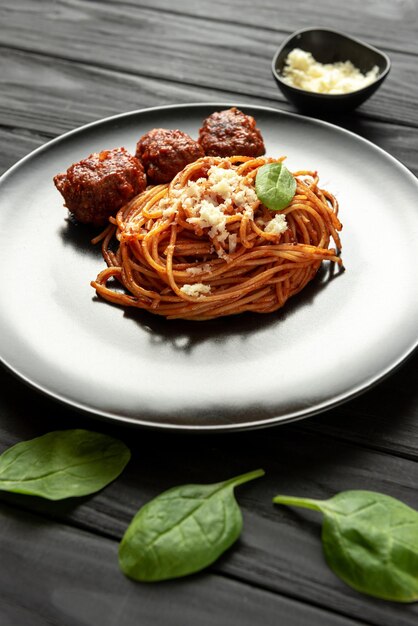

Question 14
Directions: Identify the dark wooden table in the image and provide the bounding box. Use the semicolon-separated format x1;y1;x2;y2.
1;2;418;624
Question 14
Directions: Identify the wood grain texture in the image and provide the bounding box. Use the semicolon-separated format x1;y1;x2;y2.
1;1;418;624
0;504;376;626
0;1;417;129
0;47;270;136
1;452;417;626
1;48;418;178
100;0;418;54
1;0;418;56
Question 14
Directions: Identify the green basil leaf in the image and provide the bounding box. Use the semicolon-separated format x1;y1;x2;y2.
273;490;418;603
255;162;296;211
119;468;264;582
0;429;131;500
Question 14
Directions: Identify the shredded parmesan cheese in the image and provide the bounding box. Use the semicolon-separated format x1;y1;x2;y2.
281;48;379;95
265;213;288;236
161;163;260;259
180;283;211;298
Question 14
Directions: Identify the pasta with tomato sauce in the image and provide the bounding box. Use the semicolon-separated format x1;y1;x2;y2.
91;155;342;320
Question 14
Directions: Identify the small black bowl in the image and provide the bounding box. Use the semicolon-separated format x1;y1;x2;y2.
272;28;391;114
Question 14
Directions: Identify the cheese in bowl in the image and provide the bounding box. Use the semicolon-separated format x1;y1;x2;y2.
281;48;379;95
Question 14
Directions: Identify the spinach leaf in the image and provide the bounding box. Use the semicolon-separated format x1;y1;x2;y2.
119;468;264;582
273;490;418;602
0;429;131;500
255;162;296;211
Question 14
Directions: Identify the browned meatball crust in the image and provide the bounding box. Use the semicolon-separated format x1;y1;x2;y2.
54;147;146;226
135;128;204;184
198;107;265;157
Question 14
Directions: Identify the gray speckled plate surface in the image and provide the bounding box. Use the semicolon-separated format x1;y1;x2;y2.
1;103;417;430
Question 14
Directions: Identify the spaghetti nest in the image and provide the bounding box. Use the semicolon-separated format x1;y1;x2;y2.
91;156;342;320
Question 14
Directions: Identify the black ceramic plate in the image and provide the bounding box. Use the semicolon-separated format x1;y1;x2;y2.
1;103;417;431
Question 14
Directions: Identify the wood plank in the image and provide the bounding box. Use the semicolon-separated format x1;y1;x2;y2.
1;0;418;57
0;47;280;137
0;3;417;128
98;0;418;55
0;503;371;626
1;49;418;178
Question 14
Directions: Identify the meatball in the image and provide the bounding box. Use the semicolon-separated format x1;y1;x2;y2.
135;128;204;184
198;107;265;157
53;147;146;226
